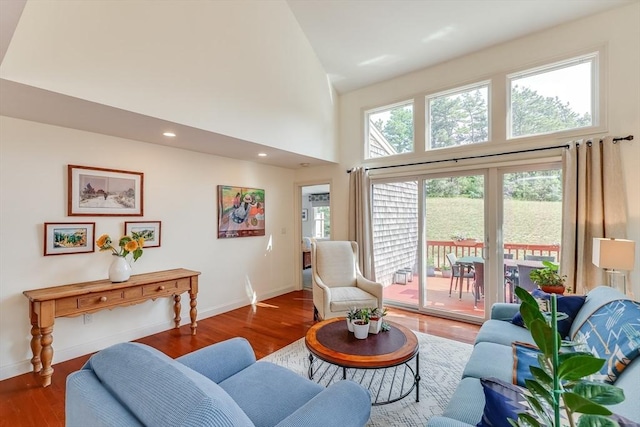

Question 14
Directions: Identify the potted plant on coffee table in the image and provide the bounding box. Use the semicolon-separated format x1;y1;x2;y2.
529;261;567;294
368;307;387;334
351;308;370;339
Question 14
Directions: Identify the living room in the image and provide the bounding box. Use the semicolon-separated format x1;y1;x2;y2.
1;1;639;425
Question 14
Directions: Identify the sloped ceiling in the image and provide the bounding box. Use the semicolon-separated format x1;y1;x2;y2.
1;0;634;168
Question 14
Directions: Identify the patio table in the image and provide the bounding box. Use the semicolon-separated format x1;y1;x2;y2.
455;257;544;302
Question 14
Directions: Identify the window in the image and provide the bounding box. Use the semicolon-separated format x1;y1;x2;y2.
508;53;596;138
427;83;489;150
366;101;414;159
313;207;330;239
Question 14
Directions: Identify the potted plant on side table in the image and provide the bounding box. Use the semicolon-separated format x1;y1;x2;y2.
529;260;567;294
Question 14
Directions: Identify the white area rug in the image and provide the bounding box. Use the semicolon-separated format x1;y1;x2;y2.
261;331;473;426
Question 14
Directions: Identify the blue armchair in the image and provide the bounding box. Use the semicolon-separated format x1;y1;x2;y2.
66;337;371;427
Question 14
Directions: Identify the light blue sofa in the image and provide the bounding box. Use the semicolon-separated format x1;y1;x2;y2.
66;337;371;427
427;286;640;426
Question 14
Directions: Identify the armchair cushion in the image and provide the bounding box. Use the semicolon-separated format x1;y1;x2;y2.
219;361;323;427
329;287;378;312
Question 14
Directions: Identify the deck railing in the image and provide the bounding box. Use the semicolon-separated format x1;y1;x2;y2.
427;240;560;269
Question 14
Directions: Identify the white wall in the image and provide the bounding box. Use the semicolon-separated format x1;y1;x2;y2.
296;3;640;294
0;116;297;380
0;0;338;162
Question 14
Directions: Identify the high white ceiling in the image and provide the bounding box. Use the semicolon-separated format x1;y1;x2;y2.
1;0;635;168
286;0;634;94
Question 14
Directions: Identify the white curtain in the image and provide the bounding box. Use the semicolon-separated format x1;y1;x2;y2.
560;137;628;294
348;167;374;278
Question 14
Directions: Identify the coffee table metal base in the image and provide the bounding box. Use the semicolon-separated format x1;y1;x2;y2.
307;352;420;406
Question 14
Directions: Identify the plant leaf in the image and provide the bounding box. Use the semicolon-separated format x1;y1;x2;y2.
576;414;621;427
516;412;543;427
529;318;556;356
571;381;625;405
530;366;553;387
563;392;613;415
520;301;546;328
523;393;552;426
524;379;554;407
558;356;605;381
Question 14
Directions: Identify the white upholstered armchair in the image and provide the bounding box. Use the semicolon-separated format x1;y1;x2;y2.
311;240;383;321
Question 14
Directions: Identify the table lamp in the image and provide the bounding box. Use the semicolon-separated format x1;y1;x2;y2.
592;238;636;295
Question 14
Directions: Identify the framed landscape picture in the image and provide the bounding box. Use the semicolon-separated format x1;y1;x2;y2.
217;185;265;238
44;222;95;256
125;221;161;248
68;165;144;216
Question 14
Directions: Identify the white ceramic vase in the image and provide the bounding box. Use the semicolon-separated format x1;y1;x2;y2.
109;256;132;283
352;321;369;339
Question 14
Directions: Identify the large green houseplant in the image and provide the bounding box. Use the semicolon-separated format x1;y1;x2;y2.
510;286;625;427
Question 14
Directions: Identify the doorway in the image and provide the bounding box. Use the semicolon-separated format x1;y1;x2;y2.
300;184;331;289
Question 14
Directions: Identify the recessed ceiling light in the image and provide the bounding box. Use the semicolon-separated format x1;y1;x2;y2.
258;153;267;157
163;132;176;137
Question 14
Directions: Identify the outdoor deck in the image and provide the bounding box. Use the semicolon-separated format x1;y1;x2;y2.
384;273;486;318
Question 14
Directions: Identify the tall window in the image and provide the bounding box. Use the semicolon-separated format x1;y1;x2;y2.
427;82;489;150
366;101;414;159
313;207;330;239
508;53;596;138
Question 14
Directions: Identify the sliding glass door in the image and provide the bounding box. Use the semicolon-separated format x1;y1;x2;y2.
371;160;562;322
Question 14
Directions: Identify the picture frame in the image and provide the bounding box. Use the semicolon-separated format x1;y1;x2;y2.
68;165;144;216
44;222;95;256
124;221;161;248
217;185;265;238
302;208;308;221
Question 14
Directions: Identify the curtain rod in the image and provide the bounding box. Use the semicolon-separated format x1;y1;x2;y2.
346;135;634;173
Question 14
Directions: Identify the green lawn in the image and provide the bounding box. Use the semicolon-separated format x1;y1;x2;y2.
425;197;562;245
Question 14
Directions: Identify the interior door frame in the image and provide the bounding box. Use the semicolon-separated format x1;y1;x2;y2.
294;179;332;291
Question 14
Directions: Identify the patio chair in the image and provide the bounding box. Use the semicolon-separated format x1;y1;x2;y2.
446;253;474;300
516;264;541;301
472;261;484;308
311;240;383;321
524;255;555;262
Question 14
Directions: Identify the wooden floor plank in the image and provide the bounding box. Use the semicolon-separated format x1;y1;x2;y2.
0;290;479;426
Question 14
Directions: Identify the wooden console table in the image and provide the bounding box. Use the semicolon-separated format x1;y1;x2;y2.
23;268;200;387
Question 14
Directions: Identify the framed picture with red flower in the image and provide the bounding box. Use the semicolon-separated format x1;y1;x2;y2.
124;221;161;248
44;222;95;256
68;165;144;216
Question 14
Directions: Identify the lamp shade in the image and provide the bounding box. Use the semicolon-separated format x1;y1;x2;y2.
592;238;636;270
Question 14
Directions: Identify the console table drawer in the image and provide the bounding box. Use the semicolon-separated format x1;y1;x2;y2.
56;290;124;315
142;278;190;297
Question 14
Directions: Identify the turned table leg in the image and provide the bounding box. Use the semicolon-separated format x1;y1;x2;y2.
28;304;42;373
189;291;198;336
37;301;55;387
173;294;181;328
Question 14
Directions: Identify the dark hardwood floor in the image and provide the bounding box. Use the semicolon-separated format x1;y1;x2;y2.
0;290;479;426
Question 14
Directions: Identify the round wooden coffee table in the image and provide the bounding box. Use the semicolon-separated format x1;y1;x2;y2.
305;318;420;405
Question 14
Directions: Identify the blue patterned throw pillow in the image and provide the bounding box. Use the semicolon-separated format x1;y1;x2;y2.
572;299;640;383
477;377;528;427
